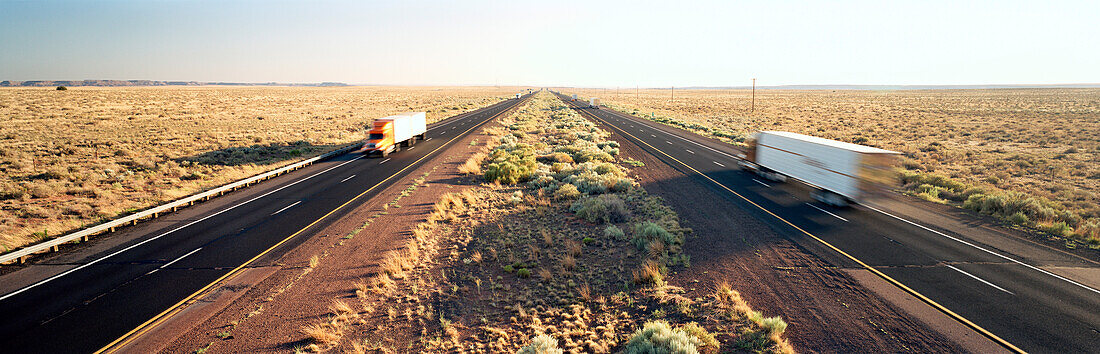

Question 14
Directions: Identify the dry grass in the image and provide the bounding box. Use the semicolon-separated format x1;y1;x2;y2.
561;254;576;271
566;239;582;257
380;253;409;279
457;152;487;175
575;88;1100;244
578;282;592;302
0;86;520;252
633;260;665;286
353;280;370;298
301;322;342;346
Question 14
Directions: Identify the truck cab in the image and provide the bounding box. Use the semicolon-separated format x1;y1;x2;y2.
364;120;399;157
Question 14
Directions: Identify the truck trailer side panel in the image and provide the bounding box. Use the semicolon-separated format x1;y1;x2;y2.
390;112;427;144
754;131;898;203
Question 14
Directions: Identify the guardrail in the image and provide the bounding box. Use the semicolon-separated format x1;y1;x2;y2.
1;142;363;265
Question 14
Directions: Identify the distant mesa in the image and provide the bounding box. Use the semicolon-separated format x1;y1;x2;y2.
0;80;348;87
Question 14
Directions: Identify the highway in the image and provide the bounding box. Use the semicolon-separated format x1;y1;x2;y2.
554;92;1100;353
0;93;532;353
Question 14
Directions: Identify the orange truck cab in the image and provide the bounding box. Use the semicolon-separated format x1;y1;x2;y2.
360;112;427;157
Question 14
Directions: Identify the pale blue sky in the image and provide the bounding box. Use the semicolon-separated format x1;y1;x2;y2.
1;0;1097;87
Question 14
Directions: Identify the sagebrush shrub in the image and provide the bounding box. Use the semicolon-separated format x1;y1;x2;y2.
517;334;563;354
483;143;536;184
604;225;625;240
632;221;675;251
554;183;580;200
624;321;701;354
571;194;629;224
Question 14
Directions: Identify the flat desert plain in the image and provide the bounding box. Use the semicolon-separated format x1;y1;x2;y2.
0;86;519;251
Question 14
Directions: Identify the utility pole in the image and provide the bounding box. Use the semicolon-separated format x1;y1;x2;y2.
750;78;756;114
671;86;674;102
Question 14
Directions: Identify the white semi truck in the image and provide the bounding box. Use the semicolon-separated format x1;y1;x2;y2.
738;131;899;206
589;97;601;109
360;112;427;157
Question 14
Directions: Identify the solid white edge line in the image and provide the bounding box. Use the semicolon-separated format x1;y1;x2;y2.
339;174;356;183
0;155;365;301
146;247;204;275
160;247;203;269
946;264;1015;295
752;179;772;188
863;204;1100;296
806;203;849;222
270;201;302;216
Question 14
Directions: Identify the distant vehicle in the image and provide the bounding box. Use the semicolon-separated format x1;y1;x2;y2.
571;94;578;101
515;93;521;99
737;131;899;206
360;112;426;157
589;97;601;108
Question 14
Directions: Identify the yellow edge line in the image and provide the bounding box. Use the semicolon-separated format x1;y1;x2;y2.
565;98;1026;354
97;96;527;354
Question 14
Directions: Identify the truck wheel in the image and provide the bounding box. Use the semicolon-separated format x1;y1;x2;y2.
813;190;849;207
763;171;786;182
409;136;416;146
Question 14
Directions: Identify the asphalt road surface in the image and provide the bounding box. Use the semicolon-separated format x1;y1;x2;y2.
554;92;1100;353
0;92;532;353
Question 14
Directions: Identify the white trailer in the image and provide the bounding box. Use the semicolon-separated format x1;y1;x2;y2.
740;131;899;206
391;112;426;145
589;97;601;108
362;112;427;157
571;94;578;101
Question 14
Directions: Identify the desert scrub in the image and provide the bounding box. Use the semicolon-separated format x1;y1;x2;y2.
570;194;630;223
518;335;564;354
624;321;704;354
0;86;516;252
900;170;1099;246
632;221;679;253
483;143;537;184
